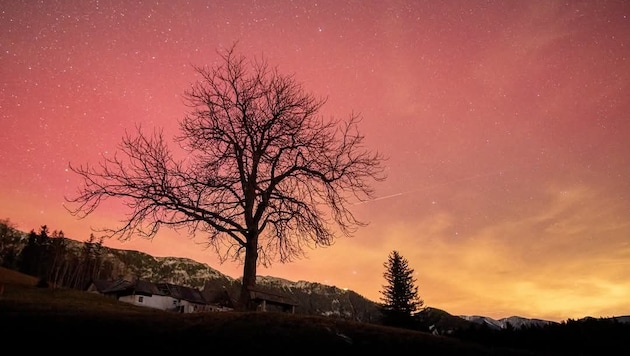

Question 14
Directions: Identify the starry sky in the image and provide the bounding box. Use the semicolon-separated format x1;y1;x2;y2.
2;1;630;322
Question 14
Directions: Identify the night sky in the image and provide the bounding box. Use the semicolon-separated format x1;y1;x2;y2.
2;1;630;322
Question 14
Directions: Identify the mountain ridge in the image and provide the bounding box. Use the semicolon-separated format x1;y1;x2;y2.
2;224;626;328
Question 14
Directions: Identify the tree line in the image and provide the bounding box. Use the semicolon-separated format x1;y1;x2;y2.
450;315;630;354
0;219;112;290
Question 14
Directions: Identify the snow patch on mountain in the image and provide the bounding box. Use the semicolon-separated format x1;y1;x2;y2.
459;315;556;330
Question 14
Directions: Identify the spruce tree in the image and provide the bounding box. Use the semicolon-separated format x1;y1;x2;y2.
380;250;424;328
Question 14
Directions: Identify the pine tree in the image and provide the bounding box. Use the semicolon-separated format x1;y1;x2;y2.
380;250;424;328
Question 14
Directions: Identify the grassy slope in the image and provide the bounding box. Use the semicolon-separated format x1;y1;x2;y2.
0;267;540;354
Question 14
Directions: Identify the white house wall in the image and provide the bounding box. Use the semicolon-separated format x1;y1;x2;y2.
111;290;222;313
181;300;211;313
156;295;178;311
118;294;174;310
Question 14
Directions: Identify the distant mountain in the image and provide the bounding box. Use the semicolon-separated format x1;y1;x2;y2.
459;315;556;331
407;307;559;336
415;307;475;335
459;314;630;331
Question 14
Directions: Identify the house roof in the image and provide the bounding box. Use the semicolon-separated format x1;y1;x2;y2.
202;285;237;308
136;280;157;294
89;279;118;293
156;283;207;304
93;279;133;294
91;279;208;303
248;287;299;306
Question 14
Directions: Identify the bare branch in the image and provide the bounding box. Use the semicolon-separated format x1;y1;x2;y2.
66;43;386;309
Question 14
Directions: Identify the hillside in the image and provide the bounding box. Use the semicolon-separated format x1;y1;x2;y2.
0;225;551;328
0;267;536;354
0;227;382;322
3;225;630;354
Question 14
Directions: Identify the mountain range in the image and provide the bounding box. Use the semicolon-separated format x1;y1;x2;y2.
2;224;624;334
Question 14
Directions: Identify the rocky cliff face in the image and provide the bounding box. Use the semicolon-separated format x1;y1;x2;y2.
100;246;230;290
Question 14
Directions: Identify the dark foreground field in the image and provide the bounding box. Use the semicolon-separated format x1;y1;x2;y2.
0;267;544;355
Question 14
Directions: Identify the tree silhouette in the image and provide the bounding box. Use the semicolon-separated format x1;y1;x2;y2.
380;250;424;328
48;229;68;287
66;44;385;309
0;218;21;269
18;226;50;278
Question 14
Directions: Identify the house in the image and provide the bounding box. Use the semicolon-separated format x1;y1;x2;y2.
87;278;230;313
155;282;215;313
248;287;299;314
87;279;298;314
200;279;298;313
202;286;237;311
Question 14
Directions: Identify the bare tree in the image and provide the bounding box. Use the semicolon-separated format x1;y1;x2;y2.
66;45;385;310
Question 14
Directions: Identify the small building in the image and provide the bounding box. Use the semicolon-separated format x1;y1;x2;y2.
202;286;236;311
248;287;299;314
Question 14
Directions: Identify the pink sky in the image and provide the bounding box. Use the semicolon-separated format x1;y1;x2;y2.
2;1;630;322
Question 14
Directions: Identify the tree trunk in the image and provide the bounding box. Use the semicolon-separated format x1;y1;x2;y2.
238;233;259;311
